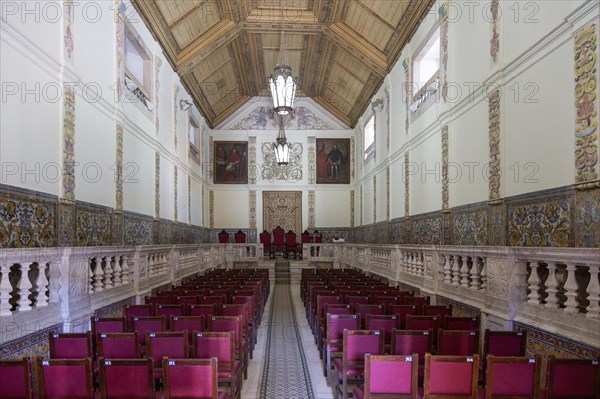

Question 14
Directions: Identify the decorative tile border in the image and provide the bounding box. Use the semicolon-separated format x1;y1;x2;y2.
490;0;500;62
373;176;377;222
385;86;391;150
441;125;449;211
574;23;599;187
402;58;410;133
574;189;600;247
63;0;74;61
76;202;112;246
307;137;316;185
249;190;257;229
115;125;124;212
488;88;501;201
350;190;355;228
308;191;315;229
114;0;125;102
209;190;214;229
0;323;62;360
62;84;75;202
173;166;178;221
248;136;257;184
452;204;489;246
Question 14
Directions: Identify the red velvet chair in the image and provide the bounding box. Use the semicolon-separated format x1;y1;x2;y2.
356;304;385;328
170;315;204;355
324;314;361;382
124;304;152;331
423;354;479;399
37;358;93;399
0;358;33;399
162;357;225;399
437;330;480;356
285;230;297;259
92;317;126;337
208;316;248;380
218;230;229;244
445;316;480;331
353;354;419;399
389;305;419;329
405;315;441;350
424;305;453;325
98;358;154;399
544;356;600;399
391;329;434;380
484;355;541;399
49;332;93;359
483;330;527;357
97;332;140;359
333;329;384;399
188;304;218;327
146;331;188;384
154;305;184;328
234;230;246;243
365;315;400;353
259;230;272;258
193;332;241;399
272;226;285;256
404;296;430;313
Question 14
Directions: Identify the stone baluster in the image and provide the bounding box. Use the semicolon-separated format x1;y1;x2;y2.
148;254;155;277
563;263;579;314
89;259;95;294
121;256;130;285
544;262;559;309
402;252;408;274
93;258;104;293
417;253;424;276
451;255;461;286
0;263;13;316
162;253;168;274
460;255;470;287
112;256;122;287
103;256;114;290
36;262;49;307
443;255;452;283
480;257;487;291
410;252;417;275
586;264;599;319
470;257;481;290
527;262;541;304
18;263;33;311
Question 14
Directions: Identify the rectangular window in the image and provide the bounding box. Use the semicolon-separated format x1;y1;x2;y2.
410;26;440;112
124;26;153;106
364;114;375;160
189;117;201;164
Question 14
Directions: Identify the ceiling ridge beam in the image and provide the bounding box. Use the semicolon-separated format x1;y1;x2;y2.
355;1;398;32
167;0;210;29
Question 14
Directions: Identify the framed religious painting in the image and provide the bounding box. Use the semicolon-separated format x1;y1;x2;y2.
213;141;248;184
316;138;351;184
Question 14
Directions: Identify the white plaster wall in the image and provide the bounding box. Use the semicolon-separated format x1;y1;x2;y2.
190;178;202;226
448;100;489;207
159;156;173;221
410;131;442;215
390;156;406;220
177;170;188;224
0;38;60;195
122;130;154;216
376;169;387;223
213;190;249;228
315;190;350;227
74;97;115;207
363;177;374;225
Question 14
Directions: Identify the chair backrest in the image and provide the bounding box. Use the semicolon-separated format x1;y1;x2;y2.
346;295;371;307
208;316;242;352
285;231;296;245
163;358;219;399
356;304;385;324
218;230;229;243
170;315;204;343
132;316;166;346
545;356;600;399
146;332;188;370
405;315;441;344
97;332;140;359
391;329;434;364
301;231;311;243
424;354;480;399
484;330;527;357
37;358;93;399
49;332;92;359
0;358;33;399
389;305;419;329
324;303;354;317
92;317;126;337
372;296;401;312
343;330;384;364
365;315;400;344
194;331;235;364
98;358;154;399
364;354;418;399
327;314;360;342
234;230;246;243
404;296;430;313
155;305;184;327
485;355;541;399
188;304;217;326
145;296;171;306
424;305;452;324
124;304;153;329
273;226;285;245
437;329;480;356
445;316;479;331
200;295;225;308
175;295;200;305
318;295;343;319
259;231;271;245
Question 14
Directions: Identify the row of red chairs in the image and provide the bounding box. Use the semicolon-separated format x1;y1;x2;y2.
352;353;599;399
0;356;226;399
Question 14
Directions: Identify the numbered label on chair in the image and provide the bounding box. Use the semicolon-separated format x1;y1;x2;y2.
469;332;476;336
406;356;413;362
100;334;107;338
168;360;176;366
423;331;429;335
52;334;59;338
529;359;536;364
466;357;474;363
149;333;156;338
375;331;380;335
105;361;112;366
42;360;49;366
173;316;179;321
517;332;523;336
134;317;139;321
592;361;598;365
392;316;396;319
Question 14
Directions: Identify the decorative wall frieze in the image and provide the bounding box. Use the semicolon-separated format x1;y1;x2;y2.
260;142;303;182
308;191;315;229
63;0;74;62
574;23;599;188
490;0;500;62
350;190;355;228
114;0;125;102
154;152;160;219
402;58;410;134
248;137;257;184
308;137;316;185
439;0;450;101
115;125;124;212
441;125;449;211
385;86;391;151
404;153;410;216
62;84;75;203
249;190;256;229
173;167;178;221
154;56;162;136
386;166;391;221
209;190;214;229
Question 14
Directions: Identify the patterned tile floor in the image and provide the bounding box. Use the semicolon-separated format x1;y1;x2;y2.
242;278;333;399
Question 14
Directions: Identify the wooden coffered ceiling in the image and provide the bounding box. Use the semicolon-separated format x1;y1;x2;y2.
133;0;435;128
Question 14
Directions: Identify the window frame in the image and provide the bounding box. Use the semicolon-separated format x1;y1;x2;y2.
410;24;441;112
363;113;375;161
189;116;201;164
124;24;153;103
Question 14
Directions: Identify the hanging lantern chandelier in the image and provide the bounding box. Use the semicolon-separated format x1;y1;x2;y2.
269;31;297;115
